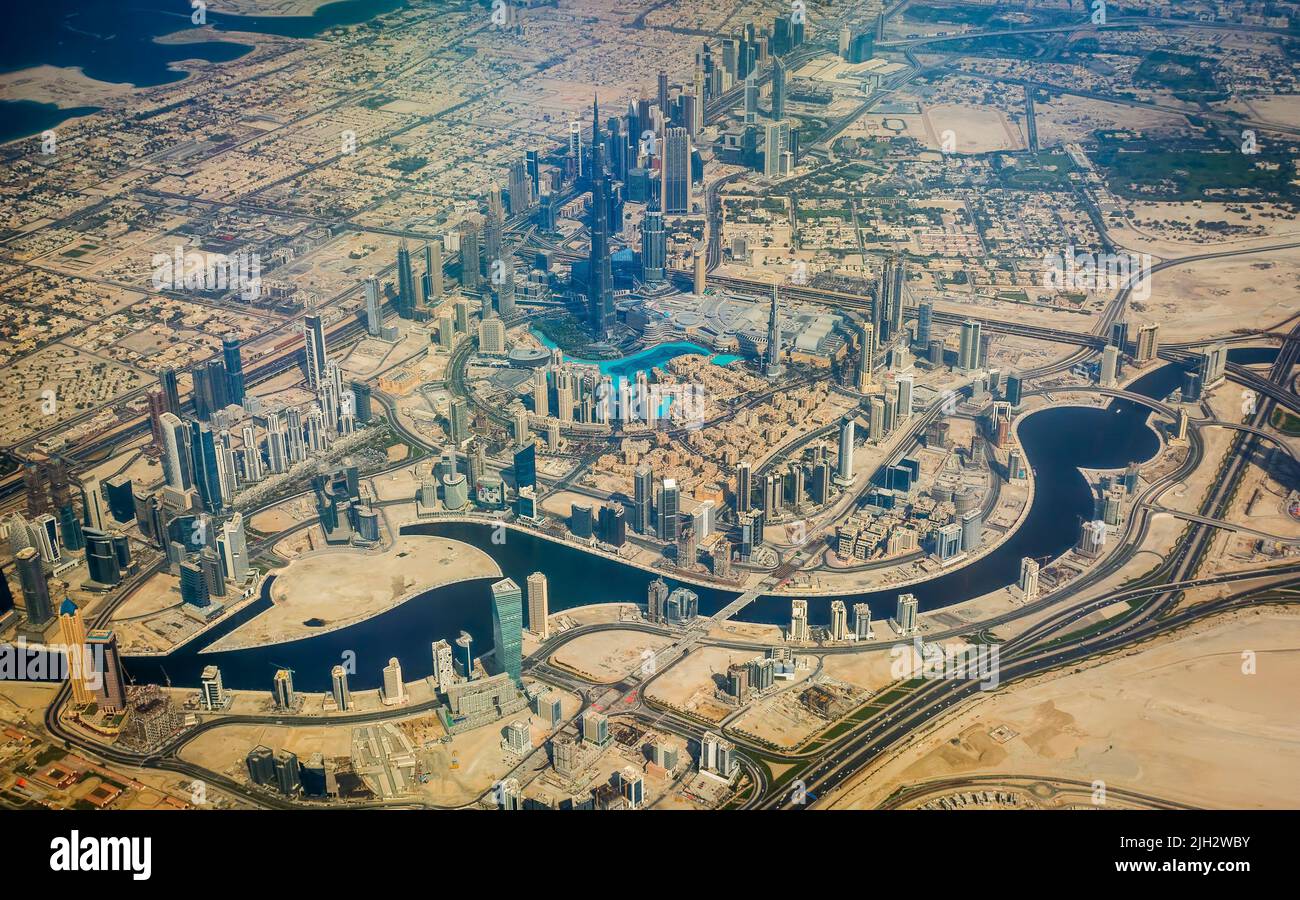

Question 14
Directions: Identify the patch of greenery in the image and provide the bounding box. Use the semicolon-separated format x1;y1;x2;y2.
33;746;66;767
904;3;1066;28
996;151;1078;190
1134;50;1217;94
533;312;619;359
387;156;428;174
1270;407;1300;436
937;33;1044;58
1092;140;1298;202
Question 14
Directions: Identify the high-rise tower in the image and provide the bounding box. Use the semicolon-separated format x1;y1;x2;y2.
772;56;787;120
587;98;615;340
222;337;245;406
641;204;666;284
764;282;784;378
526;571;549;639
662;127;692;214
304;313;328;389
490;578;524;686
396;238;416;320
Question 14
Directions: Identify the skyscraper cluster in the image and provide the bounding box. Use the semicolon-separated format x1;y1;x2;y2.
148;324;364;525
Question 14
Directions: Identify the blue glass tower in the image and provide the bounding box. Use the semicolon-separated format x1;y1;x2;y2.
190;420;225;513
490;579;523;686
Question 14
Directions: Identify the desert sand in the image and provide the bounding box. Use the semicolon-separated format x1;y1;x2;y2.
824;609;1300;809
204;535;500;651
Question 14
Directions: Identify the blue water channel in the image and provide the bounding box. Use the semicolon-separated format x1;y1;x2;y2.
121;348;1280;690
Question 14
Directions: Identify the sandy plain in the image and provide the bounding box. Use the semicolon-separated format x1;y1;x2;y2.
824;609;1300;810
204;534;500;651
550;629;673;684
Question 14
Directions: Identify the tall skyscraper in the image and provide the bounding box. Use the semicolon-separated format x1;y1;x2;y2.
662;126;692;214
478;316;506;354
424;240;444;302
513;442;536;492
1019;557;1040;600
431;639;456;693
1135;323;1159;363
657;478;680;542
79;476;105;533
856;322;875;391
201;665;226;710
916;300;933;348
491;578;524;686
495;251;516;319
569;119;583;179
763;122;783;176
789;598;810;642
743;72;758;122
587;100;615;340
771;56;787;120
507;156;532;215
86;628;127;712
853;602;872;640
1100;344;1119;387
273;668;296;709
896;374;914;420
382;657;406;705
526;571;549;639
878;257;905;341
836;417;855;484
641;206;666;284
763;282;783;377
15;547;52;627
331;664;351;711
222;337;245;406
364;275;382;336
219;513;250;583
158;368;180;416
304;313;328;389
83;529;122;587
633;465;653;533
526;147;541;196
189;421;225;513
1197;342;1227;389
829;600;848;641
894;593;919;635
958;319;981;371
459;217;482;293
58;598;92;706
159;413;188;492
395;238;417;320
735;460;752;513
531;369;549;418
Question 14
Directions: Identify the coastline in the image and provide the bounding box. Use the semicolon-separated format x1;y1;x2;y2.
210;0;342;15
0;28;257;145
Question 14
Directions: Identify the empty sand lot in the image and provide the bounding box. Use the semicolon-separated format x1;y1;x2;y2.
204;535;500;651
550;630;673;683
1131;246;1300;343
824;609;1300;809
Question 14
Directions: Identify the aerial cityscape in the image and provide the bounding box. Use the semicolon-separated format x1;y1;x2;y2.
1;0;1298;835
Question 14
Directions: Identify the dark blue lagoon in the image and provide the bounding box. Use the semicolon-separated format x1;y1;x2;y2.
0;0;408;142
